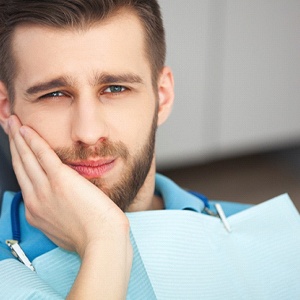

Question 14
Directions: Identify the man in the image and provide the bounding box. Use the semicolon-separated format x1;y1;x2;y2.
0;0;175;297
1;1;300;299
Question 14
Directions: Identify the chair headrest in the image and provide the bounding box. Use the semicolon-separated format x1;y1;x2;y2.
0;127;19;206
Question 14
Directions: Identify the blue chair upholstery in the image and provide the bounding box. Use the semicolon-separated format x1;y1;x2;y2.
0;127;19;207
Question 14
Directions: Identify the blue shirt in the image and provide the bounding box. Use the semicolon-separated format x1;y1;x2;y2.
1;174;299;299
0;174;251;262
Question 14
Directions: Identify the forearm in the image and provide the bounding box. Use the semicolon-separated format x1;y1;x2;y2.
67;228;133;300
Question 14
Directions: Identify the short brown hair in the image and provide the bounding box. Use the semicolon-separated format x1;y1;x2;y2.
0;0;166;103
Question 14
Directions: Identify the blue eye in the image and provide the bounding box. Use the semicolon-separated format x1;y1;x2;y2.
103;86;126;93
40;91;64;99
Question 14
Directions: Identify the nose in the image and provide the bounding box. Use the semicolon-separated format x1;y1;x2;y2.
71;99;108;146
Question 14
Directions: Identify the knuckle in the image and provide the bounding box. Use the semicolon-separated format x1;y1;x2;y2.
50;165;65;189
24;199;36;215
35;148;46;164
24;196;41;219
20;150;32;163
24;208;35;226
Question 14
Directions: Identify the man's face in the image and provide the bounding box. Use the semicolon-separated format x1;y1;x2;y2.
10;12;162;211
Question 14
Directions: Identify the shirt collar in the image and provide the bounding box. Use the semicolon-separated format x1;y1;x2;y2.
155;174;204;213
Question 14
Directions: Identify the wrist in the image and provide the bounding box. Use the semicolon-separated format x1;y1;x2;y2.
77;217;132;259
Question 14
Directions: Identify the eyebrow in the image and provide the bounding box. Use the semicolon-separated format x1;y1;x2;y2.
25;77;73;96
25;72;144;97
90;72;144;86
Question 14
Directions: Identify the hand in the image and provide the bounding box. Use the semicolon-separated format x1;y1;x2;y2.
9;115;133;298
8;115;129;256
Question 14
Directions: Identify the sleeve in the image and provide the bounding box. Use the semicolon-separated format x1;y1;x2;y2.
0;259;64;300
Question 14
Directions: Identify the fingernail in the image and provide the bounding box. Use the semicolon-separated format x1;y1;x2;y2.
19;126;26;136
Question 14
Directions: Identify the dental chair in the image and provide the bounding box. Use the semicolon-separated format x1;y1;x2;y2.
0;127;19;208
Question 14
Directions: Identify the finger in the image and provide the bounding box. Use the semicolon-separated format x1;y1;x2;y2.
9;133;34;194
8;115;22;142
19;124;66;179
8;117;40;204
8;115;48;189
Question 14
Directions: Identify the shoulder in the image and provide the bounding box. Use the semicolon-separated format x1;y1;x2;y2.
155;173;253;215
0;191;57;263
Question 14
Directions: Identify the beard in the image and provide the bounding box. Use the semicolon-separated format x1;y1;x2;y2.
54;108;158;212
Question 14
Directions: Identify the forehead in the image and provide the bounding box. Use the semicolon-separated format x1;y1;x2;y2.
11;10;151;88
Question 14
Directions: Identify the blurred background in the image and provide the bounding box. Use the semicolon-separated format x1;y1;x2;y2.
156;0;300;209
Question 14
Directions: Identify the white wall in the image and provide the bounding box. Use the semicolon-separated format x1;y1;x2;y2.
156;0;300;169
220;1;300;154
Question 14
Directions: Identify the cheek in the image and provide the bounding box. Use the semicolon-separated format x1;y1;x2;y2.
116;105;156;153
15;104;70;148
122;109;154;156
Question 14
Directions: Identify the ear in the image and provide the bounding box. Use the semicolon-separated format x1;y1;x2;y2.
0;81;12;134
157;66;174;127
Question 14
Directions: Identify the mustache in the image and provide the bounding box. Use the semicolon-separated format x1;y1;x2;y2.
54;140;129;162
